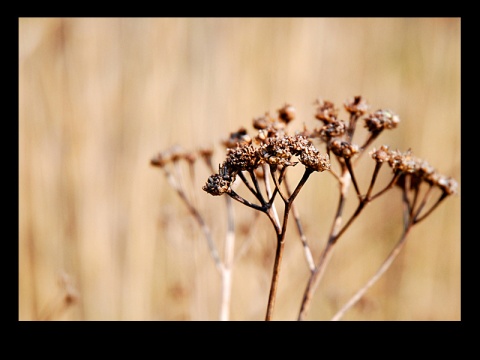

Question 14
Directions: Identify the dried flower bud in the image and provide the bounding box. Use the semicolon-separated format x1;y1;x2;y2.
150;154;167;167
150;145;184;167
435;175;458;195
278;104;296;124
198;148;214;158
370;145;391;163
203;162;236;196
315;99;338;123
253;113;276;130
203;173;231;196
299;150;330;172
318;120;346;141
223;127;252;148
364;109;400;133
226;144;260;172
259;137;295;167
344;96;369;116
330;139;359;159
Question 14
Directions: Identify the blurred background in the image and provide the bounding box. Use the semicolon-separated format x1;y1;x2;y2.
19;17;460;321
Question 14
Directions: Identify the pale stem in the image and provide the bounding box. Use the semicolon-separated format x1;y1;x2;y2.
331;225;412;321
283;173;315;272
297;168;350;320
163;167;223;272
219;196;235;321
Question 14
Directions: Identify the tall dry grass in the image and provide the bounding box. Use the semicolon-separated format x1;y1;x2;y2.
19;17;460;320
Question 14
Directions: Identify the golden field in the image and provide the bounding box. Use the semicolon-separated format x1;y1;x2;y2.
19;17;460;321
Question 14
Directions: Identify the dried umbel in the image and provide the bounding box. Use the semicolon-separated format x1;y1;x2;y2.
225;144;260;172
330;139;359;159
203;169;235;196
153;95;458;322
223;127;252;148
315;99;338;123
344;95;369;116
364;109;400;133
370;146;458;195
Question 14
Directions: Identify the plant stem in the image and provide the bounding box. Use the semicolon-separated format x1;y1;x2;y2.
297;168;349;320
331;222;413;321
163;167;222;271
219;196;235;321
265;168;313;321
283;173;315;272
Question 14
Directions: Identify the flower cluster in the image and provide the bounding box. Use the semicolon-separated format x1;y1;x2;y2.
364;110;400;133
203;134;330;196
370;145;458;195
151;145;196;167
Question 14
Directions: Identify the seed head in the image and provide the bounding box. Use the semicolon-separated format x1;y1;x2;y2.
372;147;458;195
150;145;185;167
223;127;252;148
434;175;458;195
344;96;369;116
202;162;236;196
277;104;296;124
315;99;338;123
259;137;295;167
364;109;400;133
225;144;260;172
299;149;330;172
330;139;359;159
318;120;346;141
370;145;391;163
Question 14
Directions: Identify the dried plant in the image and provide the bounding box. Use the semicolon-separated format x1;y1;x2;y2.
151;96;458;321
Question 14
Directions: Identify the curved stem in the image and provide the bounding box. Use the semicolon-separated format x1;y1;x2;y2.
163;167;222;271
331;224;413;321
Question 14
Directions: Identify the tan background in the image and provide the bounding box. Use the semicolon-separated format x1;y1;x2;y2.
19;17;460;320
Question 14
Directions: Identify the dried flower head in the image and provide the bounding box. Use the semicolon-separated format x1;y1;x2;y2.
344;96;369;116
277;104;296;124
259;137;295;167
315;99;338;123
318;120;346;141
370;145;391;163
330;139;359;159
364;109;400;133
433;174;458;195
226;144;260;172
252;112;283;130
150;145;185;167
223;127;252;148
202;162;236;196
299;147;331;172
371;146;458;196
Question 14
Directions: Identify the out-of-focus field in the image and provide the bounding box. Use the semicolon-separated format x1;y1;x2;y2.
19;18;460;321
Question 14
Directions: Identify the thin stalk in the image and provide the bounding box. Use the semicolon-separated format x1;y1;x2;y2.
265;168;313;321
228;190;265;212
331;224;413;321
297;168;350;320
234;211;261;262
344;158;361;199
283;173;315;272
219;196;235;321
413;191;448;224
163;167;223;272
262;164;281;226
238;171;265;205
